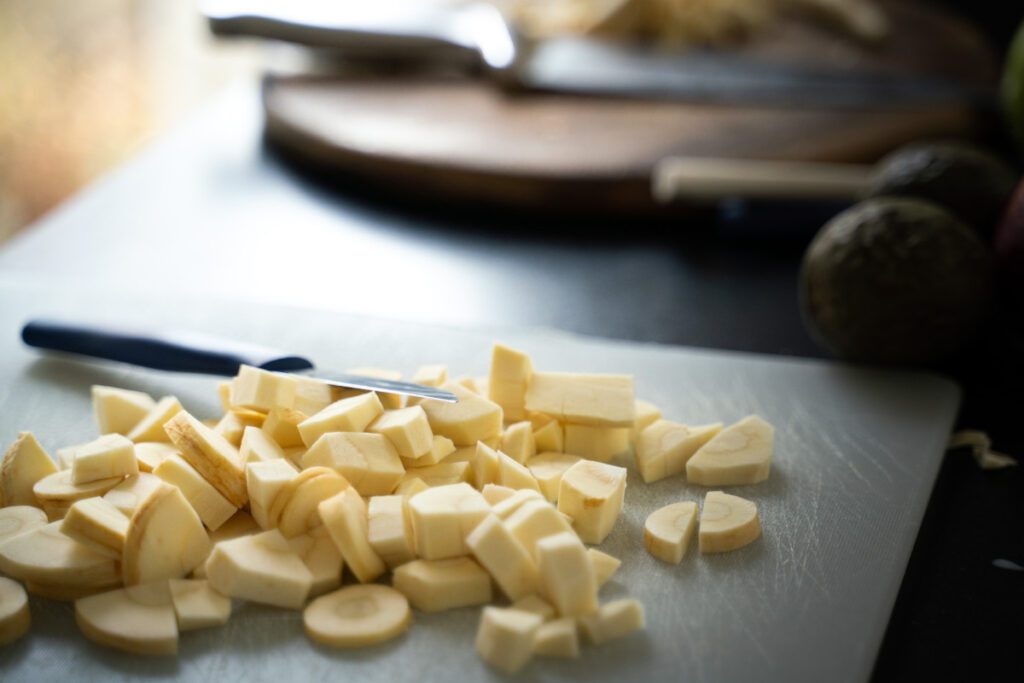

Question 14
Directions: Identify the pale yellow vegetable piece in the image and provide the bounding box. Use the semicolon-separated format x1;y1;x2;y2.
442;445;476;465
492;489;544;520
239;425;286;464
588;548;622;587
475;606;543;674
488;343;533;422
206;529;313;609
75;582;178;656
394;474;429;499
103;473;163;516
34;469;123;507
122;484;211;585
496;449;542;492
61;496;129;559
632;399;662;439
0;521;120;587
134;442;179;473
412;364;447;387
298;392;384;448
164;410;247;507
193;510;261;579
536;531;597;618
533;419;564;453
420;382;503;447
288;526;344;597
1;432;58;506
283;446;306;468
0;576;31;646
524;372;635;428
643;501;697;564
472;441;500;489
217;381;233;412
401;434;454;469
302;432;403;497
392;557;492;612
264;466;337;529
413;461;470;489
687;415;774;486
318;488;386;583
367;495;416;569
563;424;630;462
57;442;84;470
304;584;411;648
699;491;761;553
579;598;645;644
92;385;155;436
500;421;536;464
168;579;231;630
71;434;137;485
512;594;555;620
276;468;350;538
636;420;722;484
213;410;262;448
466;513;538;601
505;498;575;561
407;482;490;560
231;365;297;412
367;406;433;461
481;483;516;505
557;460;627;544
293;376;334;417
527;452;582;502
126;396;183;443
261;407;307;449
534;617;580;658
153;455;236;531
0;506;48;549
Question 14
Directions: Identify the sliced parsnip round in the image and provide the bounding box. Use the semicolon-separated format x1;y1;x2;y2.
122;484;212;585
267;466;336;531
75;582;178;656
698;491;761;553
0;576;31;645
277;469;349;538
0;506;48;548
0;521;120;587
303;584;411;648
33;470;124;505
686;415;773;486
643;501;698;564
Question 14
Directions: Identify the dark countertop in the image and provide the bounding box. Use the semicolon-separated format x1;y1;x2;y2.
1;81;1019;680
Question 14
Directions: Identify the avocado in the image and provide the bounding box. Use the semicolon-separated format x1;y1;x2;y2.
869;141;1018;236
800;197;993;364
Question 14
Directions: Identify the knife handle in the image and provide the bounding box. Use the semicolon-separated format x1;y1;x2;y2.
21;319;314;376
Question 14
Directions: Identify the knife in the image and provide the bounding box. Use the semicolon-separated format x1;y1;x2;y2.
20;319;458;403
199;0;991;110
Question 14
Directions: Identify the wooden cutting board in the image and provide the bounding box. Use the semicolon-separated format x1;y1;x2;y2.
262;0;997;213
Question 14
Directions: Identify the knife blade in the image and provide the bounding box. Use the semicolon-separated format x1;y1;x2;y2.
20;319;458;403
199;0;991;110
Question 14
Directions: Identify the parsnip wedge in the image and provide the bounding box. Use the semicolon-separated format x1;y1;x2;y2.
535;532;597;618
588;548;621;588
153;455;237;531
276;468;349;538
92;385;155;436
126;396;182;444
367;406;433;461
392;557;492;612
318;488;386;583
635;420;722;483
466;513;538;601
0;505;48;548
481;483;516;505
301;433;402;497
526;453;581;502
239;426;286;465
643;501;697;564
407;482;490;560
304;584;411;648
578;598;645;644
512;594;555;621
499;421;536;464
245;458;298;529
488;343;533;422
75;582;178;655
0;521;119;587
503;499;574;562
475;606;543;674
533;420;563;454
164;411;247;507
288;526;344;597
1;432;58;507
686;415;773;486
102;473;163;516
168;579;231;631
525;373;635;428
298;392;384;448
134;442;179;473
205;529;313;609
533;617;579;658
0;576;30;646
367;495;416;569
557;460;627;544
61;496;129;559
698;491;761;553
231;365;297;412
420;382;503;447
122;484;211;585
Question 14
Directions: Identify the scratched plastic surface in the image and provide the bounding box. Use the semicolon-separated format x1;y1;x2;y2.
0;286;959;682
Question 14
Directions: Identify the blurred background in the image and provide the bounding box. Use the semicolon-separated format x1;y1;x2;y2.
0;0;1019;243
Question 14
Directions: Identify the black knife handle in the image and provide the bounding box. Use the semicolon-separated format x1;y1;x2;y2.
21;319;314;376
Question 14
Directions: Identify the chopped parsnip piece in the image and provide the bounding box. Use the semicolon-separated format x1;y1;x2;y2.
467;513;538;601
492;489;544;521
687;415;773;486
407;483;490;560
472;441;500;489
298;393;384;447
413;364;448;388
34;469;123;507
525;373;635;428
288;526;344;597
636;420;722;483
643;501;697;564
245;458;298;529
75;582;178;655
61;496;129;559
126;396;182;443
512;594;555;620
527;452;581;502
122;484;211;585
403;434;455;468
632;400;662;441
481;483;516;505
261;407;306;448
0;506;48;548
496;449;542;492
0;576;31;645
578;598;645;644
588;548;622;587
410;461;470;487
134;442;179;473
231;365;297;412
304;584;411;648
318;488;386;583
563;424;630;462
239;425;286;464
534;617;579;658
367;495;416;569
500;421;536;464
421;382;503;447
213;410;262;448
103;473;163;516
92;385;155;436
154;455;237;531
475;607;543;674
1;432;58;506
504;499;575;560
206;529;313;609
168;579;231;630
71;434;138;485
488;343;533;422
698;491;761;553
392;557;492;612
536;532;597;618
293;376;334;417
0;521;120;587
164;411;247;507
275;468;350;538
368;406;433;461
533;420;563;453
557;460;627;544
302;432;403;497
394;474;429;499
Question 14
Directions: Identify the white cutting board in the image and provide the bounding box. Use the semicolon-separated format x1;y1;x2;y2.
0;285;959;682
